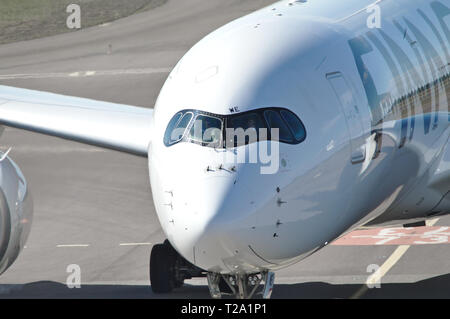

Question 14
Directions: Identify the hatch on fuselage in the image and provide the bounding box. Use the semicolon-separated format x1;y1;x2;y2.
327;72;366;164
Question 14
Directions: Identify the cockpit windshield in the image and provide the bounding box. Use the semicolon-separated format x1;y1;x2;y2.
164;111;193;146
188;115;223;148
225;112;267;147
164;107;306;148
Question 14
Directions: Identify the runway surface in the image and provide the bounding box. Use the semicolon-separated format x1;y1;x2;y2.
0;0;449;299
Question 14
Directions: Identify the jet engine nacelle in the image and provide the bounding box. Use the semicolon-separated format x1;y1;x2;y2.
0;148;33;275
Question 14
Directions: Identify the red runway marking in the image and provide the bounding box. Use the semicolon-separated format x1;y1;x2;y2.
332;226;450;246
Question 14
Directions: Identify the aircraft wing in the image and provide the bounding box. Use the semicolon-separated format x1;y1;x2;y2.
0;85;153;156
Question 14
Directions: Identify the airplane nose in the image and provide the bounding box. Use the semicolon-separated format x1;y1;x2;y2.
164;172;262;273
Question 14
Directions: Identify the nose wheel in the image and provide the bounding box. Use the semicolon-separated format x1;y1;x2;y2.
150;240;205;294
149;242;177;293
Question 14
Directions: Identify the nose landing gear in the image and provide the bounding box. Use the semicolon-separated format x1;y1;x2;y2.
150;240;275;299
207;271;275;299
150;240;205;293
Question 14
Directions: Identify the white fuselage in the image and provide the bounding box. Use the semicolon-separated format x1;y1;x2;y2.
148;0;450;274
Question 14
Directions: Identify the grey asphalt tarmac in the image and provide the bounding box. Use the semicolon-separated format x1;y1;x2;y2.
0;0;449;299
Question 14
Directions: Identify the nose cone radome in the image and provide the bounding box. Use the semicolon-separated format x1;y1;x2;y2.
161;163;270;273
167;175;234;257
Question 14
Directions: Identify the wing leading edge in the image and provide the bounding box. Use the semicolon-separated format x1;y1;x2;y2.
0;85;153;156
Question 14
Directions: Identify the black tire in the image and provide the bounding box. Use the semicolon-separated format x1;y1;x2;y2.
150;244;175;293
163;239;185;288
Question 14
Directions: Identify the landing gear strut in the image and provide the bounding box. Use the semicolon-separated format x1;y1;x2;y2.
207;271;275;299
150;240;205;293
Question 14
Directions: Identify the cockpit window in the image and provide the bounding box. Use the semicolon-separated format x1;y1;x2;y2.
164;111;193;145
188;115;223;148
164;112;182;145
280;110;306;141
264;110;295;144
225;112;267;147
163;107;306;148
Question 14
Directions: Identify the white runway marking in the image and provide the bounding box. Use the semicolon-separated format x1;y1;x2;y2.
350;218;440;299
0;68;172;80
426;218;440;226
6;145;107;153
20;242;153;249
56;244;90;248
119;243;152;247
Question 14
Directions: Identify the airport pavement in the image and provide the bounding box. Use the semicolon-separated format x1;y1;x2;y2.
0;0;449;299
